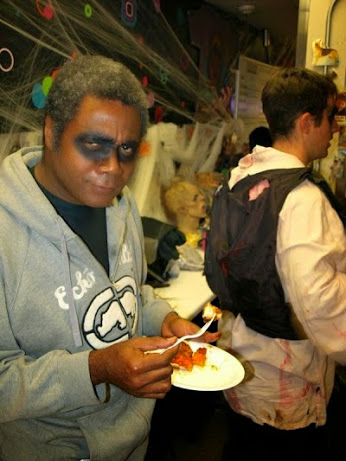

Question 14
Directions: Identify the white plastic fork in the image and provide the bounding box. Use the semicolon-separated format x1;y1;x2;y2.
146;314;216;355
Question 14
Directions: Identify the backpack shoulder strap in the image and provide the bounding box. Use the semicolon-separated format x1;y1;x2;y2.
305;170;346;226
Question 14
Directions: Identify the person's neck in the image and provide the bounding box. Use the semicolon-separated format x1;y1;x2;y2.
176;215;201;236
33;160;53;192
272;140;309;166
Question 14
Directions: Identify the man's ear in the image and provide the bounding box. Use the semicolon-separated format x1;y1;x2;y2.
299;112;313;134
44;116;54;151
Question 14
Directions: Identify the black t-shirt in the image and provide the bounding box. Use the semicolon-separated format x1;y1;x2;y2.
30;167;109;273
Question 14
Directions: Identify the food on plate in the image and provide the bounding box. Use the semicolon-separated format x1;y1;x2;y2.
192;346;207;367
171;341;207;371
171;341;193;371
202;301;222;322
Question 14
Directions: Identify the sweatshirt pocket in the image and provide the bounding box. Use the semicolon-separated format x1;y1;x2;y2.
78;393;155;461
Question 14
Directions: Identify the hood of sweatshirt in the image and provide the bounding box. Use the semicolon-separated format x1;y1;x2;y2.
1;147;66;244
0;147;133;249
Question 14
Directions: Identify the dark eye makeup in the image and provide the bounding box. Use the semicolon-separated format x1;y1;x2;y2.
74;134;139;163
117;141;139;163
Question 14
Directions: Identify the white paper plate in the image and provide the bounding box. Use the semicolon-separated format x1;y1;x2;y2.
171;341;245;391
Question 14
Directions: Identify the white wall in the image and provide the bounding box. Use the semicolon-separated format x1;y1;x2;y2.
305;0;346;184
305;0;346;90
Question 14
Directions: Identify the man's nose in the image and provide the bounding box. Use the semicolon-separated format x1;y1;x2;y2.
97;153;123;174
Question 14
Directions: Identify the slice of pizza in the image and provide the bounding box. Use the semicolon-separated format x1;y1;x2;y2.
192;346;207;367
171;341;194;371
172;341;208;371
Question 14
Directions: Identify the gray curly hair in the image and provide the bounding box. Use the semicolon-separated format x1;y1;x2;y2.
45;55;149;150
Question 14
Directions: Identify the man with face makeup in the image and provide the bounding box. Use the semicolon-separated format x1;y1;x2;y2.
0;55;219;460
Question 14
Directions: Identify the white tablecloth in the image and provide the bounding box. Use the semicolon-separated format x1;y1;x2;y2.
154;269;215;319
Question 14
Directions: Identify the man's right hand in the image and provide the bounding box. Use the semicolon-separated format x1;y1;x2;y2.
88;336;179;399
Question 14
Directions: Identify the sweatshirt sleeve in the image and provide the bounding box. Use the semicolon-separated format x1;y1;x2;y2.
276;180;346;365
0;277;101;423
140;284;173;336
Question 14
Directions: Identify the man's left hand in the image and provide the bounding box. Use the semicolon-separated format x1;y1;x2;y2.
161;312;221;344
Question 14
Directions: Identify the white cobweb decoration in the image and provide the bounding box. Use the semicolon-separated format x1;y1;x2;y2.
0;0;242;222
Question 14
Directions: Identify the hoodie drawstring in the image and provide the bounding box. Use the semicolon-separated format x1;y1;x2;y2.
57;218;83;348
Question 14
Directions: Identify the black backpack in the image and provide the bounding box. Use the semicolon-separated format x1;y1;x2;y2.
204;168;313;339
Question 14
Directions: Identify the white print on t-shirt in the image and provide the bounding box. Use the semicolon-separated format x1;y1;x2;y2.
54;268;96;310
83;275;138;349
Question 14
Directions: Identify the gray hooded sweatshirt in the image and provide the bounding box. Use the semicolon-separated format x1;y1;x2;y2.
0;147;173;460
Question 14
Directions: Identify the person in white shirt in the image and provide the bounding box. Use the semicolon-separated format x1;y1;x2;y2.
211;68;346;458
